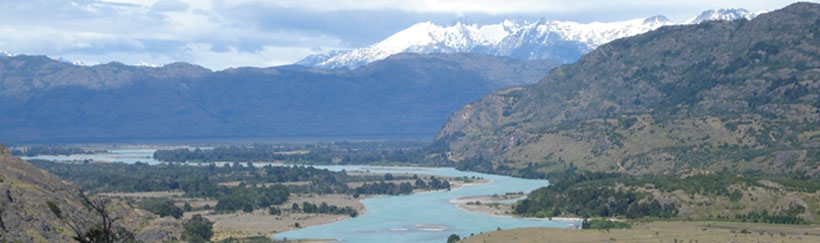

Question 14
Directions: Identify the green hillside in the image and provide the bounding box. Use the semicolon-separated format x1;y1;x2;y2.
433;2;820;225
436;2;820;178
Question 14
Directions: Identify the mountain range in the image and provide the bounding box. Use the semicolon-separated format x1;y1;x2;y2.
298;9;759;69
433;2;820;177
0;53;557;143
0;7;772;144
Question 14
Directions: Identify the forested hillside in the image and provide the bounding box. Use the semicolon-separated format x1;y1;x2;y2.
436;2;820;178
432;2;820;224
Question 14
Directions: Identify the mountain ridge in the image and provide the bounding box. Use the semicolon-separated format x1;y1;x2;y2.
299;8;758;69
434;2;820;177
0;52;558;143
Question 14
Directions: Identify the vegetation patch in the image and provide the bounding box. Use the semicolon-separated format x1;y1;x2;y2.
514;171;819;224
581;219;631;230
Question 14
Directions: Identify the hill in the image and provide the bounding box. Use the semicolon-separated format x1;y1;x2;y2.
435;2;820;178
0;53;558;143
0;143;87;241
0;143;182;241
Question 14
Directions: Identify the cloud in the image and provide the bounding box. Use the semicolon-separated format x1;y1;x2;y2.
214;0;804;21
0;0;813;70
150;0;189;12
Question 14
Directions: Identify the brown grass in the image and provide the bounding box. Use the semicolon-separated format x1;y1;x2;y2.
463;221;820;243
201;193;367;241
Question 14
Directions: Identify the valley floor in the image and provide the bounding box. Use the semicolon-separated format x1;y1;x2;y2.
453;194;820;242
463;221;820;243
212;180;488;241
202;193;366;241
105;177;487;242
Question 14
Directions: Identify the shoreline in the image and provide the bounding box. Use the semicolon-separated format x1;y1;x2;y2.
207;193;369;241
450;194;583;228
267;177;492;241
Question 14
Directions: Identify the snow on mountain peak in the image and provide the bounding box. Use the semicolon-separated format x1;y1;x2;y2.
644;15;672;25
310;20;519;69
135;61;163;68
532;15;675;47
299;8;758;69
683;8;758;25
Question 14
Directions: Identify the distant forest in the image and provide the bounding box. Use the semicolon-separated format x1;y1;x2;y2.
30;160;452;214
152;141;451;166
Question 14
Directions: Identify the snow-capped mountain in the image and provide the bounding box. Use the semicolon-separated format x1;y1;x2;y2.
298;8;761;70
684;8;758;25
296;20;520;69
493;15;674;62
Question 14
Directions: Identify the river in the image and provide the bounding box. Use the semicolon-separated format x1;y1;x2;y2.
24;150;579;242
277;166;578;242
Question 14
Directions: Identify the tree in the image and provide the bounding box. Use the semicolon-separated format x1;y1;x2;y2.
581;218;590;229
183;202;193;212
269;207;282;215
182;214;213;243
447;234;461;243
292;203;300;212
137;198;183;219
49;193;135;243
399;182;413;194
415;178;427;188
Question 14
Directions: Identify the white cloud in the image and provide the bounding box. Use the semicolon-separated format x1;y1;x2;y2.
102;0;158;5
0;0;815;70
180;43;320;69
215;0;803;17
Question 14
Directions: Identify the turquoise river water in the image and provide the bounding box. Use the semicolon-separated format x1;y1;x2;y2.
276;166;579;242
25;150;579;242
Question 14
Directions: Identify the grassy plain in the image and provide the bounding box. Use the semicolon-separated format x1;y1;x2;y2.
206;193;366;241
463;221;820;243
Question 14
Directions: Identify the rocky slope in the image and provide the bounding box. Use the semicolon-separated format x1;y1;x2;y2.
0;53;558;143
434;2;820;177
0;143;86;242
0;143;181;241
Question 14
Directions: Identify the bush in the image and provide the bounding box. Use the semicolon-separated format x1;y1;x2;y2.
137;198;183;219
582;219;631;229
183;214;213;243
447;234;461;243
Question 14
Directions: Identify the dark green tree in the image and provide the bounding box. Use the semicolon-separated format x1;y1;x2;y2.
182;214;213;243
137;198;183;219
447;234;461;243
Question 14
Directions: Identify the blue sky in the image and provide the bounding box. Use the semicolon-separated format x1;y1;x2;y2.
0;0;811;70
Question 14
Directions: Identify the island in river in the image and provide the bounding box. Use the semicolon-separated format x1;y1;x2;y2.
23;146;579;242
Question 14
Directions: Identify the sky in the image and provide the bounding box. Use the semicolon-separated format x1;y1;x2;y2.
0;0;813;70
